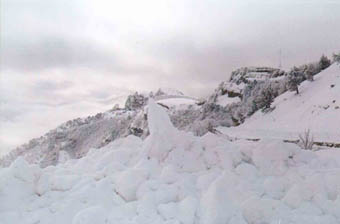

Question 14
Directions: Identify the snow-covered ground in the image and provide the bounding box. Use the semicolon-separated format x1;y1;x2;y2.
220;63;340;142
1;99;340;224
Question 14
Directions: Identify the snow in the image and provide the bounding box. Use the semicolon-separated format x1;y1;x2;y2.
156;88;184;96
143;99;178;162
1;89;340;224
157;98;198;108
220;82;245;94
216;95;240;107
72;206;107;224
220;63;340;142
115;168;149;201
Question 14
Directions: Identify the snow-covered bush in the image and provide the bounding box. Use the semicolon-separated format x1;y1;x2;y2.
260;86;275;110
169;108;201;131
188;119;216;136
333;52;340;63
200;103;232;126
288;56;331;84
304;64;315;81
319;54;331;70
287;70;301;94
237;79;284;116
226;102;247;125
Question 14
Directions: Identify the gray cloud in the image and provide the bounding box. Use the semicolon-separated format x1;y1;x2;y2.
33;80;74;92
1;38;117;72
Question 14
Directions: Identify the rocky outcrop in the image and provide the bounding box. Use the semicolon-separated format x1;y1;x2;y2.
125;92;148;110
230;67;285;84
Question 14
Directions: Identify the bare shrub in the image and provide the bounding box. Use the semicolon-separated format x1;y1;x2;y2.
298;129;314;150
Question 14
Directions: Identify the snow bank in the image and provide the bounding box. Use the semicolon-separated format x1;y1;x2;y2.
1;99;340;224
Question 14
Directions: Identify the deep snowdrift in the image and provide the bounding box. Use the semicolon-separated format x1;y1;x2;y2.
1;100;340;224
220;63;340;142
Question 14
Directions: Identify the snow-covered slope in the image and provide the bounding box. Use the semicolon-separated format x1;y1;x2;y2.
1;100;340;224
0;90;227;168
220;63;340;142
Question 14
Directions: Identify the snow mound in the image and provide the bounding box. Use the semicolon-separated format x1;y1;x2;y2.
148;99;177;137
1;96;340;224
143;99;177;161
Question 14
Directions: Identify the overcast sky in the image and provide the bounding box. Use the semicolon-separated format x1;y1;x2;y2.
1;0;339;155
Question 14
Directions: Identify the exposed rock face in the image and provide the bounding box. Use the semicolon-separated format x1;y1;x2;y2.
125;92;148;110
230;67;285;84
208;67;285;105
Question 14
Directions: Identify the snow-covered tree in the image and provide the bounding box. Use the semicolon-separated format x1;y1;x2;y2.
304;64;314;81
261;87;275;109
333;52;340;63
319;55;331;70
287;70;300;94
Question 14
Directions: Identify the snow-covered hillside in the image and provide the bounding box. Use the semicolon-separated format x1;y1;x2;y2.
1;99;340;224
220;63;340;142
1;61;337;169
0;89;231;168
